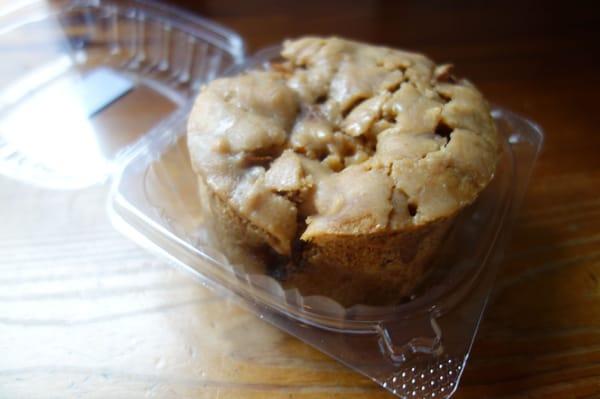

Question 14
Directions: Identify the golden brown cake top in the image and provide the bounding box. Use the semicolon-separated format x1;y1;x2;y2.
187;37;500;255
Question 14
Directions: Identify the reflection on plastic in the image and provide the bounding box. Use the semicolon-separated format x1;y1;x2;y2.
0;56;72;109
0;68;110;188
0;0;110;189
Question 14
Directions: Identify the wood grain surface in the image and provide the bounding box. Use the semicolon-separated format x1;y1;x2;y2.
1;0;600;398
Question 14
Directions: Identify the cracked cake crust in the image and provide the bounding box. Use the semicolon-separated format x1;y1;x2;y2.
187;37;500;306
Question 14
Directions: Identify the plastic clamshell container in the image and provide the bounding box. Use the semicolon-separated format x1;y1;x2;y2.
0;0;243;189
0;2;544;398
108;53;544;399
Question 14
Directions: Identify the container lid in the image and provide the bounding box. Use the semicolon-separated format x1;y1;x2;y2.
0;0;244;189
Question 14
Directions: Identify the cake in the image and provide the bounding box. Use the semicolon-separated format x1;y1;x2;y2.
187;37;500;306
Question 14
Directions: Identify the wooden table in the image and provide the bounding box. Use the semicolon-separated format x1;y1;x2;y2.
1;0;600;398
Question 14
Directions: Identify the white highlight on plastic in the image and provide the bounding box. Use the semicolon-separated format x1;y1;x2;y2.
0;56;72;108
0;67;110;184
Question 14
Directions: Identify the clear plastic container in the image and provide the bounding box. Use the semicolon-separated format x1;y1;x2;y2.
108;57;543;399
0;2;544;398
0;0;243;189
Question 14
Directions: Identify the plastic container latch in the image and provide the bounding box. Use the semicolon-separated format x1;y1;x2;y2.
377;315;443;365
